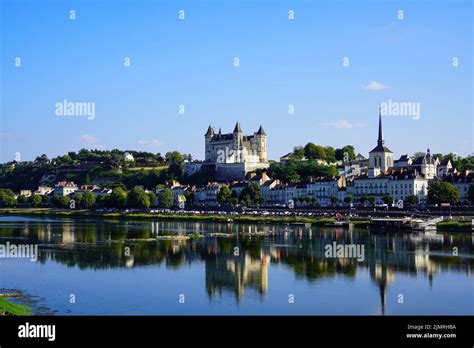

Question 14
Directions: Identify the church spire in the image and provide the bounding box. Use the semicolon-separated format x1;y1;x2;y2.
377;107;384;146
233;121;242;133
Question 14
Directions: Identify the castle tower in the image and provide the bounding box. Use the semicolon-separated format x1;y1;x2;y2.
255;125;267;162
233;121;243;162
369;109;393;177
204;125;214;161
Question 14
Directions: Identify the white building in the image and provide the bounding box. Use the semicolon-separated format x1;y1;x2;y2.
54;181;79;196
351;169;429;203
437;159;453;178
34;186;54;196
411;149;438;179
124;152;135;162
352;175;390;201
387;171;429;203
19;190;32;197
194;183;224;205
306;177;345;206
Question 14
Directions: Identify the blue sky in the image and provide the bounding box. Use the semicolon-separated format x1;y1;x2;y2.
1;0;472;162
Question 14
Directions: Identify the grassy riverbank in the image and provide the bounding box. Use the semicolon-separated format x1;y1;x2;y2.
3;208;472;232
436;221;472;232
0;208;338;225
0;295;31;316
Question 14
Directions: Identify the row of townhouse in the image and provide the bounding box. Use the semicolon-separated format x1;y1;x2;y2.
262;176;345;206
156;181;225;206
19;182;112;199
78;169;469;208
348;169;429;203
156;173;276;206
158;172;422;207
260;170;430;206
17;182;77;198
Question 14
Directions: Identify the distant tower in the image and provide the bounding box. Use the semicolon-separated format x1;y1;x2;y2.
369;108;393;177
233;121;243;162
255;125;267;162
204;125;215;161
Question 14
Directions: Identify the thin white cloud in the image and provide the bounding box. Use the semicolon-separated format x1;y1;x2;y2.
138;139;163;147
78;134;106;149
79;134;98;144
321;120;367;129
0;132;20;140
362;81;389;91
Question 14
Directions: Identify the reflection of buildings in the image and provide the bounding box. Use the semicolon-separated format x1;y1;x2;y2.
371;262;395;315
205;253;269;302
6;220;473;311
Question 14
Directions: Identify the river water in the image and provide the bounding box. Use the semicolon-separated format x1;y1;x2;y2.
0;216;472;315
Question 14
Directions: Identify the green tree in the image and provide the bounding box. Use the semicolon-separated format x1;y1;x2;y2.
330;196;339;205
343;145;356;160
158;188;173;208
335;146;356;161
74;193;84;208
292;147;305;161
304;143;326;160
367;196;376;205
217;186;233;204
382;195;393;206
34;154;49;166
52;195;70;208
165;151;184;180
84;174;91;185
82;190;96;209
41;195;51;205
325;146;336;163
148;192;157;206
344;196;353;204
29;195;42;207
413;151;426;159
240;183;264;206
184;191;194;205
17;195;28;204
127;187;151;208
109;187;128;208
0;189;17;207
404;195;419;205
427;182;460;204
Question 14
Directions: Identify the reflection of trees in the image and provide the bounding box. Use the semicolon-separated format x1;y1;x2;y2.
1;220;472;304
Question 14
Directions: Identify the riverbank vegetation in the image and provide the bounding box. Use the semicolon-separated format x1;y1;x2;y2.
436;221;472;232
0;294;31;316
0;208;338;225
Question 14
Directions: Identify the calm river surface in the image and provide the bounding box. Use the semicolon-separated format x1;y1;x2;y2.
0;216;472;315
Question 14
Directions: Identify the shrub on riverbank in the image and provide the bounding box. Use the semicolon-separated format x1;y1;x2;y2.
436;221;471;232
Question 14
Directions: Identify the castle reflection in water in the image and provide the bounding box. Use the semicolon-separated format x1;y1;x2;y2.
1;219;473;314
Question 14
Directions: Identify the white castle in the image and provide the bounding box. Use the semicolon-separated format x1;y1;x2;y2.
205;122;268;164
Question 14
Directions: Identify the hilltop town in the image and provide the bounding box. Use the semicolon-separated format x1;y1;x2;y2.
0;111;473;211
